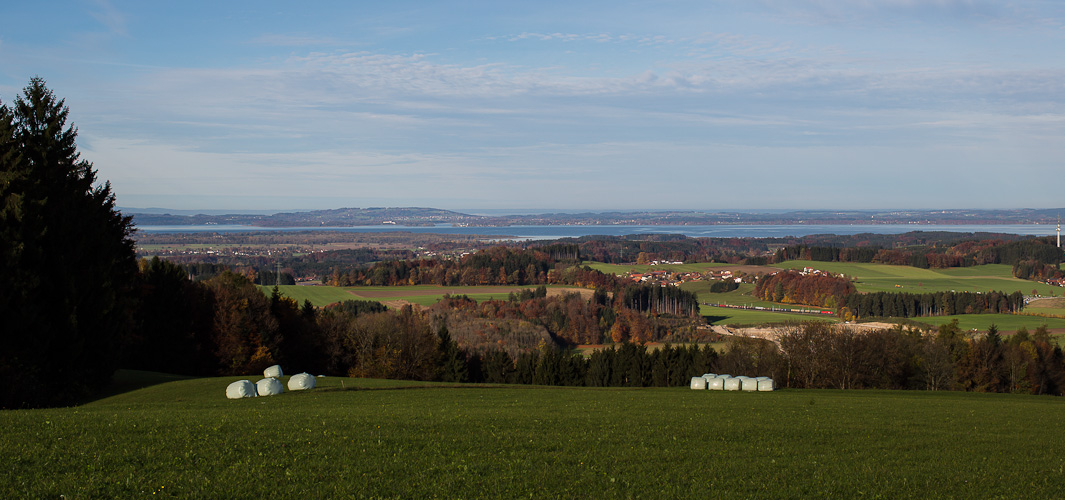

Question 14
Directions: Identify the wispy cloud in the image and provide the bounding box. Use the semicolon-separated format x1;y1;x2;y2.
86;0;128;36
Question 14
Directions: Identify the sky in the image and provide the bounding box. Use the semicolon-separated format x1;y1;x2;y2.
2;1;1064;212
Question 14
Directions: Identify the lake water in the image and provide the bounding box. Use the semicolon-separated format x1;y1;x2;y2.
135;223;1061;240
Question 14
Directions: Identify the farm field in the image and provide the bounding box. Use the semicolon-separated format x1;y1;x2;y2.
681;282;837;326
584;261;732;275
1026;297;1065;317
881;313;1065;333
776;261;1063;295
261;284;590;308
700;305;836;326
3;372;1064;498
257;285;359;307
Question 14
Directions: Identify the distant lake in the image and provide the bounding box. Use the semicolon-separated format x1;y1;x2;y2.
135;223;1061;240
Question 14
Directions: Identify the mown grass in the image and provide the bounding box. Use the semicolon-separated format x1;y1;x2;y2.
3;373;1064;499
777;261;1063;295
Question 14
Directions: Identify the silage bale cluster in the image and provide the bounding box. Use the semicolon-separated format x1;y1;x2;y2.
224;365;318;399
689;373;775;392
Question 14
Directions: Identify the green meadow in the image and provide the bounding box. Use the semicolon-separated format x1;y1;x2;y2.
3;372;1064;499
681;282;837;326
879;313;1065;333
776;261;1063;295
584;261;730;275
257;285;359;307
260;284;583;308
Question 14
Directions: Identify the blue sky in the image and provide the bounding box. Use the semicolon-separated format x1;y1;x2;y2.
2;1;1064;212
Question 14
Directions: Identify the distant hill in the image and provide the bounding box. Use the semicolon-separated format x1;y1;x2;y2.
130;207;479;227
129;207;1065;227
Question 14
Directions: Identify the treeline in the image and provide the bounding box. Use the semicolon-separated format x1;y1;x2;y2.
839;290;1025;319
753;271;856;308
435;285;702;348
330;246;556;286
621;285;700;316
773;238;1062;275
755;272;1027;319
329;246;628;290
721;322;1065;395
460;342;719;388
753;272;1025;319
124;258;705;380
565;232;1043;267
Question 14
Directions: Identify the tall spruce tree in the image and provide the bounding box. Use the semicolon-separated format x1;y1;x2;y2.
0;78;138;408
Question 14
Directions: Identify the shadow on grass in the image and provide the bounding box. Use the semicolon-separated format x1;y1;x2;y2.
81;369;196;404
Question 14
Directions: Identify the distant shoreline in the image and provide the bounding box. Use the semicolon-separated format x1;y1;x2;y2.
134;223;1062;240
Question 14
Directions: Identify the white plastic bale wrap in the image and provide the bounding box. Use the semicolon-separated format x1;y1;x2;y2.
741;378;759;391
690;376;708;390
287;372;316;391
723;377;742;391
757;379;775;391
709;376;727;390
256;377;284;396
225;380;257;399
263;364;284;379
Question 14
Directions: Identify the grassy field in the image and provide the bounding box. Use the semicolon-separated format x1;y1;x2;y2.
261;284;587;308
880;313;1065;333
3;372;1064;498
777;261;1063;295
680;282;837;326
584;261;731;275
257;285;359;307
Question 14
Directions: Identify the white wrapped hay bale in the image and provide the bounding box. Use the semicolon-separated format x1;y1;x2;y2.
263;364;284;379
723;377;742;391
708;376;727;391
690;376;708;390
741;377;759;392
225;380;257;399
287;372;316;391
256;377;284;396
757;378;775;391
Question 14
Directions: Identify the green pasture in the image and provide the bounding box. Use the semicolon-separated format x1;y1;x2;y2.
700;305;836;326
584;261;729;275
680;282;835;326
777;261;1062;295
257;285;359;307
261;284;584;308
4;372;1064;498
381;291;532;307
871;313;1065;333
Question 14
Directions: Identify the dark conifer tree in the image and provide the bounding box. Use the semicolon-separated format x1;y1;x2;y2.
0;78;138;407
